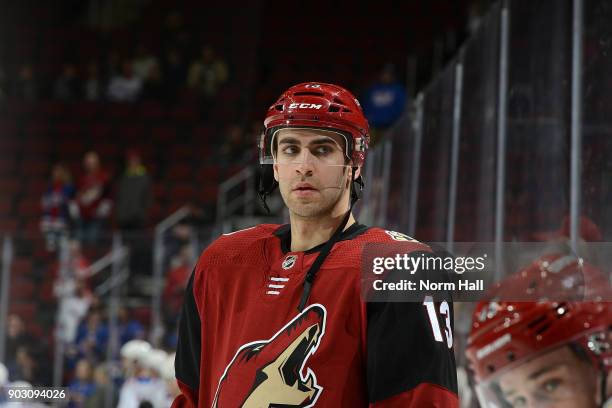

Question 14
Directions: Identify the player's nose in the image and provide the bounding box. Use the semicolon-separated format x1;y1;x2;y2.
295;150;315;174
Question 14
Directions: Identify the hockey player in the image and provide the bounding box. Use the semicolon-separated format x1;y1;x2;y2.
466;254;612;408
173;82;458;406
119;340;168;408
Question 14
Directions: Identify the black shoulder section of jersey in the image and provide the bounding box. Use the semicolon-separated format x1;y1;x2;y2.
175;270;201;392
273;223;370;254
366;250;458;402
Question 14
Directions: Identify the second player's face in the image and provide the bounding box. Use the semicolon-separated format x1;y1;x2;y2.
273;128;352;218
496;346;599;408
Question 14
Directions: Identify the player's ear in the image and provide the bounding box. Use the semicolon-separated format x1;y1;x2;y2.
353;165;361;180
273;163;279;182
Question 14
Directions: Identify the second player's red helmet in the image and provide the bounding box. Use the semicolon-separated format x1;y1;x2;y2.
261;82;370;167
466;254;612;406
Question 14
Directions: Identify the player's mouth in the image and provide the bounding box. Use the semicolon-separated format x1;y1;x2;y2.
293;183;318;196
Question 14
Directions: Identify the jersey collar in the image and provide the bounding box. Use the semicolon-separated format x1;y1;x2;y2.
273;222;369;254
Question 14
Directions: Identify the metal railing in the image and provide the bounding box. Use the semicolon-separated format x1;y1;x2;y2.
150;206;198;346
0;236;13;363
216;166;257;231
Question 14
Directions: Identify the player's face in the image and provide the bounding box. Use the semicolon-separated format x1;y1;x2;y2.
496;346;598;408
273;128;354;218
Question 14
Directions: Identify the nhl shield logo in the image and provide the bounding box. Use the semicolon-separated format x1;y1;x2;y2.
282;255;297;270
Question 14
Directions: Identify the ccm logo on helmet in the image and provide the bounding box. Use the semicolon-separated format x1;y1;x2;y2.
289;103;323;109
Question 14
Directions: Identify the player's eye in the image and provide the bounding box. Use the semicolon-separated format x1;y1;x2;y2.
540;378;562;394
509;396;527;407
282;145;299;155
313;145;332;155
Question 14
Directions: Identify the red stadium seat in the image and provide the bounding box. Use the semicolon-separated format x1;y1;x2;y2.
193;124;213;140
138;101;166;120
169;145;196;161
105;103;134;120
0;119;18;136
199;185;218;204
17;200;41;218
11;279;36;299
71;102;101;119
196;166;221;183
168;184;197;202
12;258;33;275
22;138;52;155
153;185;166;200
132;307;151;326
23;219;40;236
90;122;112;140
6;100;35;116
171;105;199;123
148;203;163;222
0;158;17;174
23;121;50;138
24;179;48;195
95;142;120;158
57;139;87;158
0;218;18;233
0;200;12;217
151;126;177;143
165;164;192;181
117;124;145;142
37;101;66;118
19;160;49;178
56;121;83;138
9;303;37;321
0;180;20;195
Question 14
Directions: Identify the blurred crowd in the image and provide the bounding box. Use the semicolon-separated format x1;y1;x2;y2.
4;43;228;104
0;335;178;407
41;150;151;250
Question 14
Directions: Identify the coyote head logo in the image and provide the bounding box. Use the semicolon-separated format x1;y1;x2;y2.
212;304;327;407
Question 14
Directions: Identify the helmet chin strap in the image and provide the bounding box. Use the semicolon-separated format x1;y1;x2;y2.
297;167;361;312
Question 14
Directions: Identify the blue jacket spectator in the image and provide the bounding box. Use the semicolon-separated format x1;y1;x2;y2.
41;164;75;251
362;64;407;129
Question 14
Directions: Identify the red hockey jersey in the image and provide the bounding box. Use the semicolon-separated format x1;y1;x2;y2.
172;223;458;407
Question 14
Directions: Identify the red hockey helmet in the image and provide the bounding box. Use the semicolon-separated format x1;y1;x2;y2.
466;253;612;406
260;82;370;167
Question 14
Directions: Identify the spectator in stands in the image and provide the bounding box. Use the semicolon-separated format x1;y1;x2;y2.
162;48;186;100
187;45;228;98
84;62;102;101
7;346;40;385
55;274;94;344
162;11;192;54
361;63;407;140
218;124;249;163
117;307;145;346
12;64;37;100
41;163;75;252
162;244;193;325
68;359;96;408
74;309;109;363
117;149;152;232
72;152;112;246
132;45;158;82
83;364;116;408
54;63;82;100
164;221;193;264
5;315;34;368
107;60;142;102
